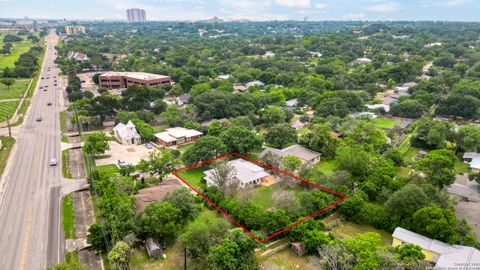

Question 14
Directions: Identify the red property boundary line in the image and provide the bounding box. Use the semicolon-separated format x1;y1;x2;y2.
172;152;348;244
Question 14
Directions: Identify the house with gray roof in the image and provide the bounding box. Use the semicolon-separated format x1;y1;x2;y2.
259;144;321;164
392;227;480;268
204;159;271;188
463;152;480;172
113;120;141;145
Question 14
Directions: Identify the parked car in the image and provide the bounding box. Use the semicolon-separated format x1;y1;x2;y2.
145;143;153;149
49;158;57;166
117;160;127;166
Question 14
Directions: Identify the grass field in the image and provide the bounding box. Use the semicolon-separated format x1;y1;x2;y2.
0;101;20;122
176;167;205;190
0;136;15;177
315;158;339;176
62;194;76;239
62;150;72;178
0;33;39;70
96;164;119;177
59;111;67;133
259;249;310;270
0;79;29;100
372;118;403;129
330;220;393;245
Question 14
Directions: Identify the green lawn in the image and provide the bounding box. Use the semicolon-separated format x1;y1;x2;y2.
0;40;35;69
454;159;470;174
396;167;412;179
246;148;263;161
177;143;194;155
96;164;119;177
152;124;169;133
259;249;310;270
315;158;339;176
62;150;72;178
250;184;277;209
372;118;403;129
176;167;205;190
62;194;76;239
0;78;29;100
59;111;67;133
330;220;393;245
0;136;15;177
0;101;20;122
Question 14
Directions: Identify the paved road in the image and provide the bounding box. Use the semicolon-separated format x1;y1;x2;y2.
0;31;64;270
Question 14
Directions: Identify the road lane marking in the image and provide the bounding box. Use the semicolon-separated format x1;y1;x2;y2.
19;199;33;270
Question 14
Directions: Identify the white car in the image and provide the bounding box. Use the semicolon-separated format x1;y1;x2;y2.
49;158;57;166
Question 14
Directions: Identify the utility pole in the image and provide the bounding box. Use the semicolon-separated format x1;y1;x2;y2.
5;114;11;138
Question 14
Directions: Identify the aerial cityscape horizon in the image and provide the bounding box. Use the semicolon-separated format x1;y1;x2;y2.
1;0;480;21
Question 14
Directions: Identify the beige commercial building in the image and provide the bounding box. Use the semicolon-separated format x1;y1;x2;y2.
98;72;173;89
65;25;86;35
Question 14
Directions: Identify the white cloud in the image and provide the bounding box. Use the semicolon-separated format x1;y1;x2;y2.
275;0;310;8
341;12;365;20
315;3;327;9
366;1;401;13
437;0;470;7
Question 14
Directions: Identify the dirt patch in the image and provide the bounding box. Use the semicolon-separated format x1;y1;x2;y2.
260;175;278;186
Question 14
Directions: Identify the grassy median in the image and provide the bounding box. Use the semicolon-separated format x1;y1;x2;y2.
62;149;72;178
0;136;15;177
62;194;76;239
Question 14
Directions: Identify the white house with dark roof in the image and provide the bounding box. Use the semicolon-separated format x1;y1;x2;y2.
204;159;271;188
392;227;480;268
112;120;141;145
259;144;321;164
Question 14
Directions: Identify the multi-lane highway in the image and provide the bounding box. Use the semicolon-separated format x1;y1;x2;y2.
0;31;64;270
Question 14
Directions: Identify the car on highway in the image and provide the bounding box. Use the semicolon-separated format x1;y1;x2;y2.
54;84;57;86
47;102;52;106
36;116;42;122
41;77;44;79
39;86;43;89
49;158;57;166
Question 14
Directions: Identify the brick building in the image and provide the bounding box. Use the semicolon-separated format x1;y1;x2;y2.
98;72;173;89
154;127;202;147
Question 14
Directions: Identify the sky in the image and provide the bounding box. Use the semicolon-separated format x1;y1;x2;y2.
0;0;479;21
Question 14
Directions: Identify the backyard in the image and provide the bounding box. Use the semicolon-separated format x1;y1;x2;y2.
372;118;403;129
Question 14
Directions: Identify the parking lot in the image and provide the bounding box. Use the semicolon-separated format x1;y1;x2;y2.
95;141;156;167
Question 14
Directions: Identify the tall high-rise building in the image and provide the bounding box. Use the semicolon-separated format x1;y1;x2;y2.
126;9;147;23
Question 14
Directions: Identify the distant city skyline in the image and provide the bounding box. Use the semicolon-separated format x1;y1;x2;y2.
0;0;479;22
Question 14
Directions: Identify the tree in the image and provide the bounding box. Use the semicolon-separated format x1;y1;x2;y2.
279;155;301;173
140;202;182;241
209;161;237;194
384;185;429;221
299;123;337;158
92;73;100;85
415;149;456;188
337;146;379;177
390;100;427;118
87;223;109;252
302;229;331;254
0;78;15;90
180;218;229;260
137;150;178;180
409;206;460;244
83;132;111;156
456;124;480;153
395;243;425;261
164;188;200;220
132;119;155;141
108;241;131;270
259;105;286;126
219;125;263;155
182;136;228;165
436;94;480;119
264;123;297;148
207;229;258;270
